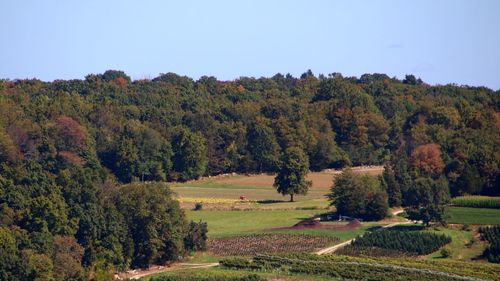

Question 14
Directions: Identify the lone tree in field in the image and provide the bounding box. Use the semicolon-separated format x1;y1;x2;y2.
274;147;312;202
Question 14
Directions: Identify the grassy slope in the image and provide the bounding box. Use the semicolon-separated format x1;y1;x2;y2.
425;227;486;261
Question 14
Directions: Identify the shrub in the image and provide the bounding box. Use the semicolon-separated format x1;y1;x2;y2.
440;247;451;258
194;202;203;211
479;226;500;263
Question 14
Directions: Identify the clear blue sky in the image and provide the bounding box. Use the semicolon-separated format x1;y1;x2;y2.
1;0;499;89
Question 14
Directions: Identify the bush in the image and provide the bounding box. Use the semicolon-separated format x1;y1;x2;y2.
194;202;203;211
479;226;500;263
440;247;451;258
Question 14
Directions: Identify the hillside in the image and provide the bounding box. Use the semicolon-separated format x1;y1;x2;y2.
0;71;499;280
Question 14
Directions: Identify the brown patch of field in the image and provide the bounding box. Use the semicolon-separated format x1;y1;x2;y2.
210;166;383;190
271;219;362;231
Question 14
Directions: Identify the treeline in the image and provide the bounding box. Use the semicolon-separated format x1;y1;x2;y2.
0;70;499;279
0;71;498;188
0;181;207;280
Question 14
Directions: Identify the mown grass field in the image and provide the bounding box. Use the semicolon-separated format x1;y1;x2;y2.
172;167;383;210
186;209;321;237
447;207;500;225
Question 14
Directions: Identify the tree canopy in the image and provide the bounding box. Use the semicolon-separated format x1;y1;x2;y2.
0;70;498;278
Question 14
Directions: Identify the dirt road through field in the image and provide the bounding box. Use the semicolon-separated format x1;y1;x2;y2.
316;209;411;255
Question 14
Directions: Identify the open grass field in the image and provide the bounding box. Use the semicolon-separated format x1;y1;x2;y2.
186;209;321;237
186;208;388;250
172;166;383;210
446;207;500;225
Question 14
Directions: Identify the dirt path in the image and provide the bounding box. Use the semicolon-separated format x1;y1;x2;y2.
120;263;219;280
316;209;411;255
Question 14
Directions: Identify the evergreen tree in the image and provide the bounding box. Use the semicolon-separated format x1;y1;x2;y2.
381;163;402;207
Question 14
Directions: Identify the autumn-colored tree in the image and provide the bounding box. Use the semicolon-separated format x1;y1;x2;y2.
410;143;445;174
54;116;87;151
113;77;128;88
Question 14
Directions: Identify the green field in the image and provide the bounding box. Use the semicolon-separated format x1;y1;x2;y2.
447;207;500;225
187;209;321;237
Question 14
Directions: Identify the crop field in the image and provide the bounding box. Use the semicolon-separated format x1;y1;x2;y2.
220;254;500;281
447;207;500;225
451;196;500;209
208;234;339;256
144;267;334;281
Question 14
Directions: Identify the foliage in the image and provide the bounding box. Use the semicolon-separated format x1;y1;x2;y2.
0;70;499;278
172;128;207;181
116;182;192;268
194;202;203;211
184;221;208;252
273;146;311;202
410;144;445;174
441;247;452;258
380;163;402;207
328;169;388;220
479;226;500;263
451;196;500;209
348;230;451;255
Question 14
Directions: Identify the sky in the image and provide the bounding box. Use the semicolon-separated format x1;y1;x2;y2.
1;0;499;89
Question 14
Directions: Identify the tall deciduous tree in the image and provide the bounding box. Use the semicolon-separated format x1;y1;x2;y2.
410;143;445;174
274;147;311;202
116;183;189;268
328;169;389;220
246;122;281;172
172;129;207;181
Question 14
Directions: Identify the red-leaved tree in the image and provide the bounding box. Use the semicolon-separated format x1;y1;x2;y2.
54;116;87;151
410;143;445;174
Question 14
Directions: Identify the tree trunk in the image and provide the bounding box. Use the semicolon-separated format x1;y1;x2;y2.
290;194;294;202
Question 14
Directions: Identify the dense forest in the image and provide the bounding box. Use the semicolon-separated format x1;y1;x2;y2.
0;70;499;280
